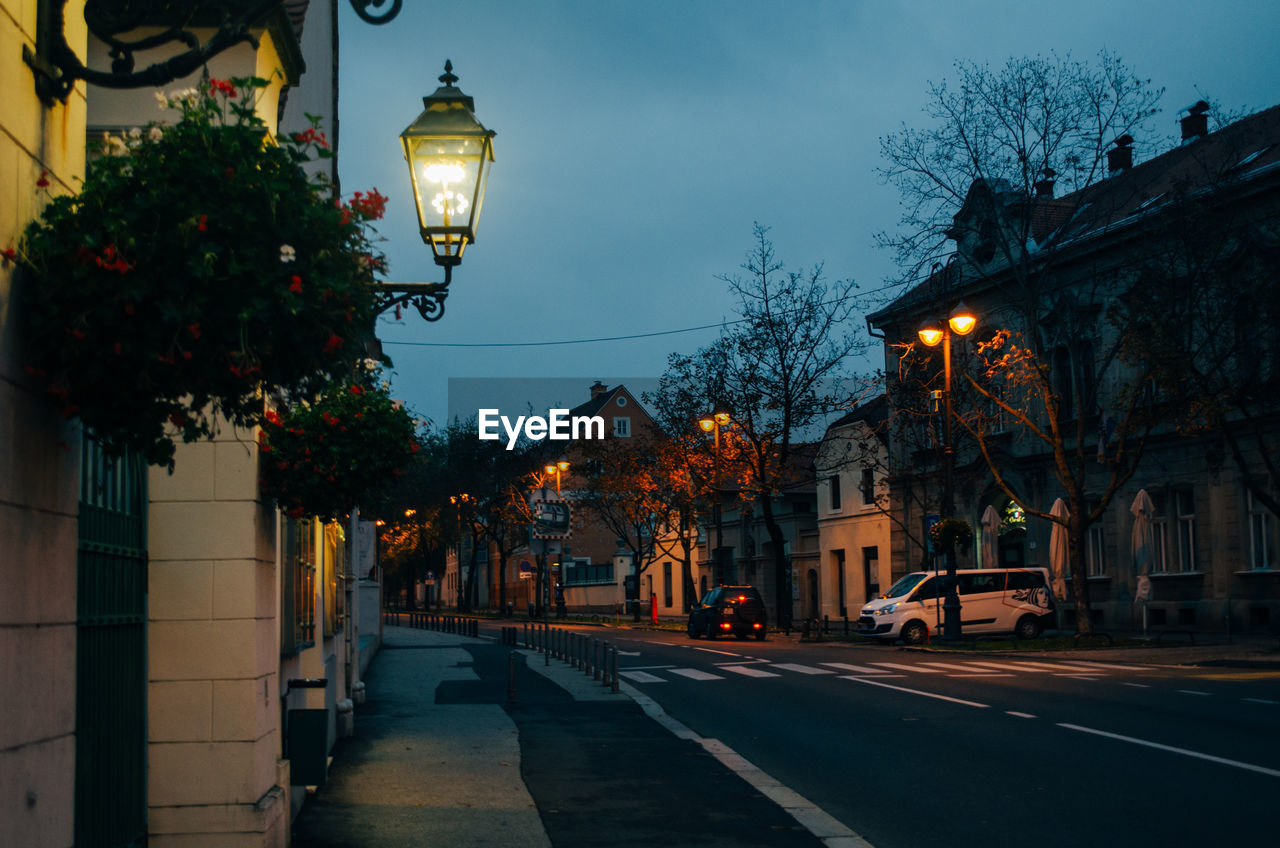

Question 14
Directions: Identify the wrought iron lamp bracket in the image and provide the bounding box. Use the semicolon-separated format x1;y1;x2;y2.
374;265;453;322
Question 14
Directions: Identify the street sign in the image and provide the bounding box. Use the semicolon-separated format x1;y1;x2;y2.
425;570;436;586
518;560;533;580
532;498;572;539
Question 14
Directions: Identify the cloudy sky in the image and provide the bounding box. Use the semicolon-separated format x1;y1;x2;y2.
336;0;1280;428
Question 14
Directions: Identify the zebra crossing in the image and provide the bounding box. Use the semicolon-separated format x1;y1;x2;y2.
616;657;1154;684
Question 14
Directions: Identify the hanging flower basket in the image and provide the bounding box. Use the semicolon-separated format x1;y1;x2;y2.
258;375;420;521
929;517;974;555
14;77;388;468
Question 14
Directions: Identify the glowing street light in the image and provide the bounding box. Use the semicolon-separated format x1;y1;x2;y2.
917;303;978;640
698;411;732;586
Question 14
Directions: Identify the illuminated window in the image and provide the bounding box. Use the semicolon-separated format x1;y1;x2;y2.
323;522;346;637
281;518;316;655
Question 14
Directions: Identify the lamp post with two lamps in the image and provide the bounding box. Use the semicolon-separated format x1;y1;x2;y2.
917;302;977;641
698;412;732;588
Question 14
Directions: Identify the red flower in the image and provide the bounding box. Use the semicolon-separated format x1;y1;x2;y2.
187;322;201;339
198;215;208;232
23;365;47;378
1;247;16;262
322;333;343;354
36;171;50;188
350;384;364;395
289;275;303;294
224;167;236;178
169;413;185;427
264;410;283;426
349;189;388;220
209;78;237;98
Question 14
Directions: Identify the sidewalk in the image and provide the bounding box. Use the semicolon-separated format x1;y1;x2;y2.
290;625;838;848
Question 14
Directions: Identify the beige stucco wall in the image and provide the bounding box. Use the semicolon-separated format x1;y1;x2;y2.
0;3;86;847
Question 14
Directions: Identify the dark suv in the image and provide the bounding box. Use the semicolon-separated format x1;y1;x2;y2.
688;586;768;640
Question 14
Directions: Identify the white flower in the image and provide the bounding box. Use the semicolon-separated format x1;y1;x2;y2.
155;91;169;110
148;126;163;142
128;127;142;139
279;244;296;263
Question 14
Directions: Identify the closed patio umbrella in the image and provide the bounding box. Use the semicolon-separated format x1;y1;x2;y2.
981;505;1002;569
1049;498;1069;602
1131;489;1156;606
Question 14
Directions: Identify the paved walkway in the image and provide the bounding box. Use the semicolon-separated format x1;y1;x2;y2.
291;625;838;848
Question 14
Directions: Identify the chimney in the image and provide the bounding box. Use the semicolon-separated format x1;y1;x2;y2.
1107;135;1134;173
589;381;608;399
1034;167;1057;198
1181;100;1210;142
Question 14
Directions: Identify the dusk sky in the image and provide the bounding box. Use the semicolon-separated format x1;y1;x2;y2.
336;0;1280;429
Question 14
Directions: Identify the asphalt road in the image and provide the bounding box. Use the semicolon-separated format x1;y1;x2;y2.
512;624;1279;848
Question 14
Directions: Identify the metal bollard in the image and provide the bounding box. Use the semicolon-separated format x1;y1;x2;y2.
610;646;619;693
585;637;594;677
524;621;529;648
594;639;602;681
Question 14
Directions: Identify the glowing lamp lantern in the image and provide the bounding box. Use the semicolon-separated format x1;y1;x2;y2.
917;323;944;347
949;302;977;336
400;61;496;267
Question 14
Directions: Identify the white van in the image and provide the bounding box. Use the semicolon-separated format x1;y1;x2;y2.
857;568;1054;644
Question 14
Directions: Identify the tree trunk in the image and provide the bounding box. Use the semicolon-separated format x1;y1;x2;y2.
759;495;792;630
1067;506;1094;635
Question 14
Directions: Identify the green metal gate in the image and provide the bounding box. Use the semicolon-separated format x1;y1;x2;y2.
76;437;148;847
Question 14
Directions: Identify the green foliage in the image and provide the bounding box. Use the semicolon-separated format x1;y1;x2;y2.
929;517;974;555
16;77;387;467
258;373;420;521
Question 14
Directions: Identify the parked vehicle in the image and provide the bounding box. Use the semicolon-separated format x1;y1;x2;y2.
688;585;768;640
857;568;1054;644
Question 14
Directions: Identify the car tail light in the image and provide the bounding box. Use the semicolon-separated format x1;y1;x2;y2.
720;622;732;630
752;623;762;629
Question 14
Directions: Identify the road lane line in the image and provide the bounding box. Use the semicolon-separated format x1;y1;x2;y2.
961;660;1085;674
720;665;781;678
1060;660;1155;671
1006;711;1037;719
1244;698;1279;705
1121;683;1151;688
618;670;667;683
918;661;996;672
619;683;877;847
771;663;836;675
949;673;1013;678
1058;723;1280;778
842;676;990;708
820;662;897;675
1177;690;1211;696
669;668;724;681
692;647;747;657
869;662;945;673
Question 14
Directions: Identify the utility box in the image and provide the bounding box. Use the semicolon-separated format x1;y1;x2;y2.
287;709;329;787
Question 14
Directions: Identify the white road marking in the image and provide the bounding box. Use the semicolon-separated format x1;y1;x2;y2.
617;650;642;656
1244;698;1279;705
771;663;836;675
869;662;945;673
721;665;781;678
843;676;990;708
1177;690;1211;696
1121;683;1151;688
1059;723;1280;778
961;660;1088;674
618;670;666;683
1006;711;1037;719
692;647;747;657
949;673;1014;678
1060;660;1155;671
669;668;724;681
917;661;995;672
621;683;876;847
820;662;896;675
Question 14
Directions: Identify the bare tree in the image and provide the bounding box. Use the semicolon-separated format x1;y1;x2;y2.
876;52;1168;634
659;224;871;628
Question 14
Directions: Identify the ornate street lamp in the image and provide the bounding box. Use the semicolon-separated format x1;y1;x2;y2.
698;411;732;586
917;303;977;640
543;459;570;496
378;61;496;321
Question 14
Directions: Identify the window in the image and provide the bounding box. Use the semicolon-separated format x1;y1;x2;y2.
828;474;842;511
834;549;847;617
1085;501;1106;577
1248;489;1272;570
281;518;316;654
1150;491;1170;572
663;561;673;608
613;417;630;437
1053;346;1073;419
862;546;879;599
1175;489;1196;572
985;380;1009;434
860;468;875;505
323;522;346;637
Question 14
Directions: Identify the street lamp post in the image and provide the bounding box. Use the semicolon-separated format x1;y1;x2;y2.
450;494;472;611
376;61;496;322
698;412;731;587
917;301;976;640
